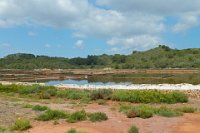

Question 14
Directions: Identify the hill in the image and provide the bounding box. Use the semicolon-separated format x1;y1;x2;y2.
0;45;200;69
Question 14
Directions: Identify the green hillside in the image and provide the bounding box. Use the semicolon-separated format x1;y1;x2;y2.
0;45;200;69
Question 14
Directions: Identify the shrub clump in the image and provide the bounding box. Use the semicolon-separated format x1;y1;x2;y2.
66;128;88;133
175;107;196;113
66;110;87;123
120;105;191;119
11;118;31;131
90;89;112;100
88;112;108;122
32;105;49;111
112;90;188;104
128;125;139;133
156;107;182;117
127;105;154;119
36;110;69;121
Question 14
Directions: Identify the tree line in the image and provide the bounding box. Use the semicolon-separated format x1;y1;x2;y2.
0;45;200;69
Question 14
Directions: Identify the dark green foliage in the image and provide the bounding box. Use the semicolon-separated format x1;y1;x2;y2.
11;119;31;131
128;125;139;133
155;107;182;117
32;105;49;111
175;107;196;113
0;84;188;104
119;105;192;119
66;110;87;123
0;46;200;69
88;112;108;122
56;90;89;100
112;90;188;104
90;89;112;100
127;105;154;119
66;128;88;133
36;110;69;121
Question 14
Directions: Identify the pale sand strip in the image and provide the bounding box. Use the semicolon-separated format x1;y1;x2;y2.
1;81;199;90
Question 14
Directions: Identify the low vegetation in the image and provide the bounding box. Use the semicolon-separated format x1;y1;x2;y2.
156;107;182;117
175;107;196;113
120;105;196;119
36;108;108;123
112;90;188;104
11;118;31;131
32;105;49;111
0;84;188;104
0;128;14;133
36;110;69;121
88;112;108;122
128;125;139;133
66;110;87;123
66;128;88;133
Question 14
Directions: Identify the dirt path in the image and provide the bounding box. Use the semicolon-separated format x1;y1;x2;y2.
173;113;200;133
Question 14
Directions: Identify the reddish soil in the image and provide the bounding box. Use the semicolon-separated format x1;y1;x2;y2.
26;113;200;133
26;103;194;133
173;113;200;133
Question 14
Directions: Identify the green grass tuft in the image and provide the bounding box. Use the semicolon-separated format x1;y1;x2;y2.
11;119;31;131
156;107;182;117
66;128;88;133
128;125;139;133
175;107;196;113
66;110;87;123
32;105;49;111
88;112;108;122
127;105;154;119
36;110;69;121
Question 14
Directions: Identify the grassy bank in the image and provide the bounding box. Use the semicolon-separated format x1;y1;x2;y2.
0;84;188;104
119;104;197;119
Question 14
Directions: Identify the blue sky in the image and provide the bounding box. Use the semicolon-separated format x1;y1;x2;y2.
0;0;200;58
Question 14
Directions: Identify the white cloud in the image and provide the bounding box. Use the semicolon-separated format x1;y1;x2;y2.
107;35;160;51
74;40;84;49
0;0;200;51
173;15;199;32
96;0;200;15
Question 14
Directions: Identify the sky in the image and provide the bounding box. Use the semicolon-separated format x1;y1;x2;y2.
0;0;200;58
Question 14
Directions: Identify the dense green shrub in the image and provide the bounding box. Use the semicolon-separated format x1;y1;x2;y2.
56;90;89;100
32;105;49;111
66;110;87;123
90;89;112;100
128;125;139;133
11;119;31;131
112;90;188;104
66;128;88;133
155;107;182;117
36;110;69;121
88;112;108;122
0;84;188;104
175;107;196;113
119;105;194;118
127;105;154;119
